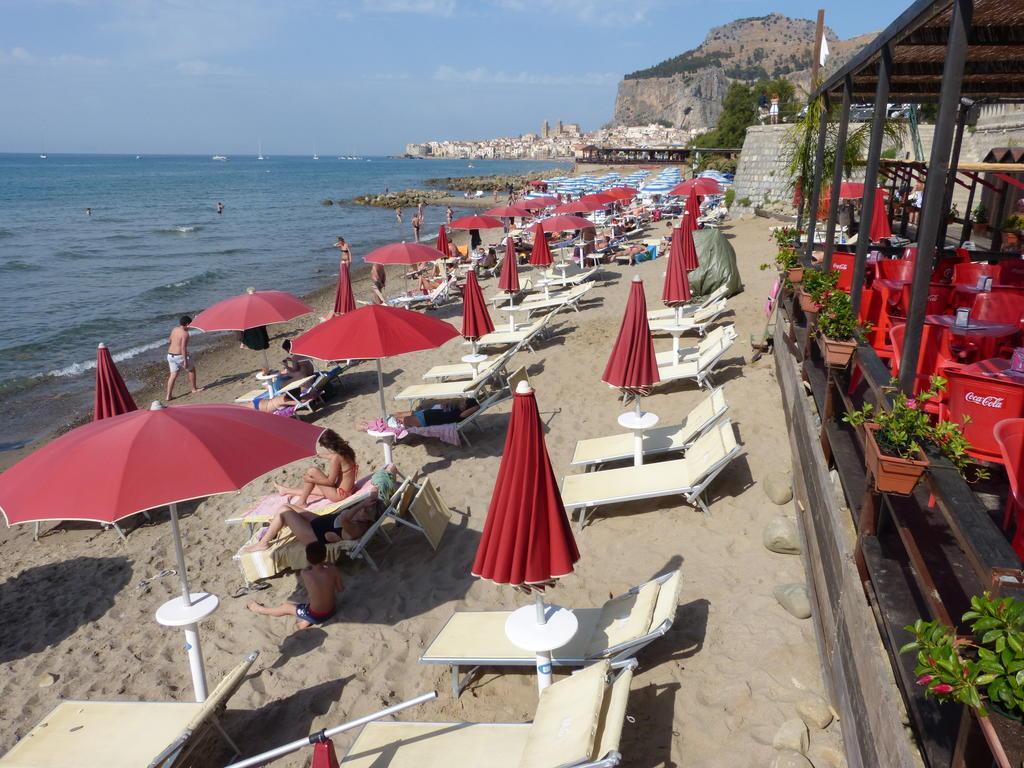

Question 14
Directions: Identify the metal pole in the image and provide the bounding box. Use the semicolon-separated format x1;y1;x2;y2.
168;502;193;605
226;692;438;768
962;174;978;243
993;179;1013;253
851;45;892;314
823;78;852;269
804;94;831;264
376;359;393;464
900;0;974;395
938;103;969;247
533;591;553;692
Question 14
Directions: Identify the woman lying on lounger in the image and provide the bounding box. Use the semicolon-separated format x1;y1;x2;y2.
243;463;397;553
390;398;480;428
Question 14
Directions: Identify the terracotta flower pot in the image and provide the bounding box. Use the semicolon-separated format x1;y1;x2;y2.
863;423;928;495
820;335;857;368
797;289;820;314
787;266;804;284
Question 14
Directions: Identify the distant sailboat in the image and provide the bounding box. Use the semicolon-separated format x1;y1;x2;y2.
212;155;227;161
39;141;47;159
258;140;264;161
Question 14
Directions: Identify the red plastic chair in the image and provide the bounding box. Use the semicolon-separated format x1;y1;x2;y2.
898;283;953;317
994;419;1024;554
889;323;959;414
1000;261;1024;288
946;369;1024;464
953;261;1001;287
832;253;855;292
903;246;969;285
972;291;1024;327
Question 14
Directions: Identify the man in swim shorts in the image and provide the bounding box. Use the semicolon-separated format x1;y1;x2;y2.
247;542;343;630
165;315;202;401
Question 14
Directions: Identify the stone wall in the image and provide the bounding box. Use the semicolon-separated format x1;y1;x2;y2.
731;124;798;211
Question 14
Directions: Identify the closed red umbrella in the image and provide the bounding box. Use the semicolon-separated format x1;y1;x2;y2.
663;231;693;307
435;225;452;259
498;236;521;294
675;222;700;271
869;188;892;241
332;262;356;315
529;224;553;267
669;177;721;198
461;270;494;349
450;215;504;230
192;288;312;332
472;380;580;690
291;305;459;462
365;242;446;265
94;342;137;421
682;192;701;232
519;196;559;209
537;215;593;233
553;199;595;214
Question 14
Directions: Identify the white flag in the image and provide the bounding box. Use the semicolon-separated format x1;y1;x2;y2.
819;34;830;67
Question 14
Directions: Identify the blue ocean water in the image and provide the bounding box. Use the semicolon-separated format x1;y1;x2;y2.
0;153;568;448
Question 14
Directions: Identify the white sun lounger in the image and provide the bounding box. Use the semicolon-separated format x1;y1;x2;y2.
648;298;727;337
474;308;558;352
647;285;728;320
387;273;459;310
234;374;316;405
0;653;257;768
513;283;595;317
571;389;727;470
421;570;681;697
421;340;524;382
338;659;635;768
562;420;741;528
537;266;598;288
652;324;737;389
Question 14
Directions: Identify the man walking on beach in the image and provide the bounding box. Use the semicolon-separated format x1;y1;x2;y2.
166;315;202;401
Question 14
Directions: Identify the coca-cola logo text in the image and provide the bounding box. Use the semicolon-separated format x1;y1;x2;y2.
965;391;1004;408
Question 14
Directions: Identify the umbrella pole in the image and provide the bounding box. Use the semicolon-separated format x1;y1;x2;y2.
261;348;270;374
376;359;393;465
533;592;553;692
168;502;193;604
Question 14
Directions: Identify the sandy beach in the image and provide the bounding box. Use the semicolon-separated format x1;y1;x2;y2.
0;214;844;766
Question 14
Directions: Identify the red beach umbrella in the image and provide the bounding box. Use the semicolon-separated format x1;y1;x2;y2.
450;215;504;230
603;276;660;392
529;224;553;268
537;215;594;233
869;188;892;241
519;196;559;209
435;226;452;259
472;383;579;586
461;270;494;343
581;192;617;207
94;342;137;421
553;199;595;214
364;242;446;265
191;288;312;332
674;223;700;272
485;205;530;218
838;181;866;199
291;305;459;463
605;186;637;200
682;192;701;232
332;262;356;315
663;231;694;308
498;236;521;293
669;177;722;198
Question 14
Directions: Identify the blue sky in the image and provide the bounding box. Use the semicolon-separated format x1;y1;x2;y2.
0;0;892;155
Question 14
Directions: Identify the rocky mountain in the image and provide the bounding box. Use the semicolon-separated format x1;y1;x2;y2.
612;13;874;132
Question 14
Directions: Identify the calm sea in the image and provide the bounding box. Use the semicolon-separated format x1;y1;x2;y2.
0;153;569;450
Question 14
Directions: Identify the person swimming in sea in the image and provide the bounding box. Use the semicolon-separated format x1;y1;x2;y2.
247;541;343;629
217;201;224;214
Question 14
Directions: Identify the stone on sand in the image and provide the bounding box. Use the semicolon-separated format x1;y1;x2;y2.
774;583;812;619
763;516;801;554
764;472;794;505
773;718;810;754
797;693;834;729
37;673;57;687
772;751;814;768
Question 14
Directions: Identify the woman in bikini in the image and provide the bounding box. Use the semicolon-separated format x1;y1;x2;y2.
275;429;356;506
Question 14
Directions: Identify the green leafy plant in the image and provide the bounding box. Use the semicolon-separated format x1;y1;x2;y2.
761;247;799;273
738;197;751;208
973;203;988;223
801;267;839;305
949;202;960;220
771;226;799;248
724;188;736;207
1005;213;1024;233
817;291;866;342
900;593;1024;718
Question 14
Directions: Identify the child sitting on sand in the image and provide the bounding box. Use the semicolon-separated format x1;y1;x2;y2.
248;542;342;629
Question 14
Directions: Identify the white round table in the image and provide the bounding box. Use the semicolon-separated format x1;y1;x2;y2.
505;603;579;692
461;353;488;377
156;593;219;702
367;428;396;464
618;410;660;467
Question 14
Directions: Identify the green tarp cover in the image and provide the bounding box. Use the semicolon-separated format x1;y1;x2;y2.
690;228;744;298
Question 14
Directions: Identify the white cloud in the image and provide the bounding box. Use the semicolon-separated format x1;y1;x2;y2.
432;64;616;87
365;0;456;16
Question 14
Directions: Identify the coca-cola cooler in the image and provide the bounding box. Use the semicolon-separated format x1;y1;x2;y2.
946;369;1024;463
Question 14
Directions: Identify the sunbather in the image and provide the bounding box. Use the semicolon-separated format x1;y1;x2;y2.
247;541;343;629
390;398;480;428
274;429;358;506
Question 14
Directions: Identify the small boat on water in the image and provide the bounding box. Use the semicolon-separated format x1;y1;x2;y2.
212;155;227;161
258;140;264;161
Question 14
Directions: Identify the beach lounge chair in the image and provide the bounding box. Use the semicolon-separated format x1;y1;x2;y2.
421;340;523;382
648;298;727;337
537;266;599;288
0;653;258;768
570;388;727;470
233;474;451;583
387;273;459;310
421;570;681;697
646;285;728;321
562;420;741;528
474;308;558;352
337;659;635;768
234;374;316;406
650;324;737;390
514;283;596;318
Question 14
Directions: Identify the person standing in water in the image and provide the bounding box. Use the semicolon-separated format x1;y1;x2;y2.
85;208;92;216
217;201;224;214
446;206;454;225
395;207;403;224
411;212;422;242
334;236;352;266
165;315;202;400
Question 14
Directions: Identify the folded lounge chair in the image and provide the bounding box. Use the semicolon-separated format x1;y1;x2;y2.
0;653;258;768
421;570;681;697
338;659;635;768
646;285;728;321
233;474;451;583
571;388;727;470
562;420;741;528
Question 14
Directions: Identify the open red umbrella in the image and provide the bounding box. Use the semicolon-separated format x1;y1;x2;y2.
498;236;521;294
472;380;580;690
485;205;530;218
682;192;700;232
581;192;617;207
435;225;452;259
605;186;637;200
529;224;553;267
291;305;459;462
670;177;722;198
192;288;312;332
0;401;325;700
520;196;559;209
603;277;661;468
537;215;593;233
838;181;866;199
461;270;494;349
332;262;356;315
364;242;446;265
553;199;595;214
94;342;137;421
450;215;504;230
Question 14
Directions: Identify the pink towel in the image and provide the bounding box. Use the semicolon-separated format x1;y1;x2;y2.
405;423;461;446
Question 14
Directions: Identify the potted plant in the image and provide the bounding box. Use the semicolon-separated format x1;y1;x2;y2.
947;202;960;224
972;203;989;236
771;226;800;250
762;247;802;285
817;291;867;368
1003;213;1024;250
843;377;988;494
900;593;1024;720
798;267;839;315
